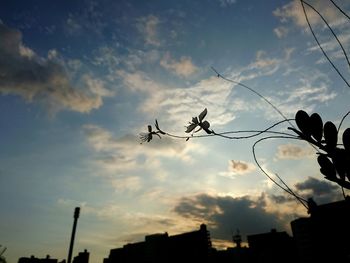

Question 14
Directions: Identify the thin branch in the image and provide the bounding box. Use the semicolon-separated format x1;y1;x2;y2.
337;110;350;131
300;0;350;87
274;172;308;206
212;119;295;139
162;119;295;141
252;135;309;209
330;0;350;21
302;0;350;70
211;67;294;127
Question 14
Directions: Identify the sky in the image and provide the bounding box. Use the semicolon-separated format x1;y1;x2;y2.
1;0;350;262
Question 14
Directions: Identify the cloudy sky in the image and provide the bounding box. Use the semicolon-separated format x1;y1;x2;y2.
1;0;350;262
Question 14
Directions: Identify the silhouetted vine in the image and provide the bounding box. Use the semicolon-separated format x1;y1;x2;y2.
140;1;350;208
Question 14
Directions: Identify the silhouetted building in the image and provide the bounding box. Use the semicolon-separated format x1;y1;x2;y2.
212;230;250;263
18;255;58;263
247;229;296;263
213;246;251;263
72;250;89;263
104;224;212;263
291;198;350;262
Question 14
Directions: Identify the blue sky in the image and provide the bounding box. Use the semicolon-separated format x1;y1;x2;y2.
1;0;350;262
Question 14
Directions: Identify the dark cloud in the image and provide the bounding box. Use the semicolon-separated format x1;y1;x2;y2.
0;22;110;113
173;193;285;242
270;176;343;206
269;194;295;204
294;176;342;204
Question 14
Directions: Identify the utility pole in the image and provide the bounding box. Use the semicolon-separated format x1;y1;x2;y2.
67;207;80;263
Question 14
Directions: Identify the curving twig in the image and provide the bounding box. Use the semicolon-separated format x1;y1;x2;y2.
300;0;350;87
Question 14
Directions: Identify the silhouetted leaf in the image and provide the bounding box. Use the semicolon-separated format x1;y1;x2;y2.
185;123;198;133
317;155;336;179
324;121;337;150
332;148;347;181
148;125;152;132
200;120;211;134
295;110;311;137
310;113;323;142
155;119;166;134
343;128;350;152
198;108;207;122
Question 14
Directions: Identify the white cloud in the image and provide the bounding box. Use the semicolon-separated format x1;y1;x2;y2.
91;46;120;70
115;69;245;128
83;74;115;97
65;15;83;34
19;44;35;58
116;69;161;93
284;71;337;105
230;49;292;84
219;0;237;7
83;124;204;176
253;50;280;69
137;15;161;46
111;176;142;192
160;52;198;77
160;76;244;128
273;0;346;29
308;31;350;62
274;26;289;38
125;49;160;70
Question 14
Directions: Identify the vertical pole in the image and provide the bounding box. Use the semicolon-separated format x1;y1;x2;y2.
67;207;80;263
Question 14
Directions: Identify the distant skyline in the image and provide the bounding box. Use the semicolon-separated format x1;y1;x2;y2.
1;1;350;263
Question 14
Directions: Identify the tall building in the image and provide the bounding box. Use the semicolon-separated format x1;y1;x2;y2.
104;224;212;263
291;198;350;262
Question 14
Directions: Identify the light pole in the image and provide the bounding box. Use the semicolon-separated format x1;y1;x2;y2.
67;207;80;263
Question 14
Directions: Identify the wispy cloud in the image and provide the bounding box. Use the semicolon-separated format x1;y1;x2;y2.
137;15;161;46
273;0;340;28
160;52;198;77
273;0;350;43
65;14;83;35
274;26;289;38
218;0;237;7
111;176;142;192
83;124;204;179
115;67;243;129
91;46;120;70
64;1;106;36
308;31;350;65
276;144;314;160
230;49;292;83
